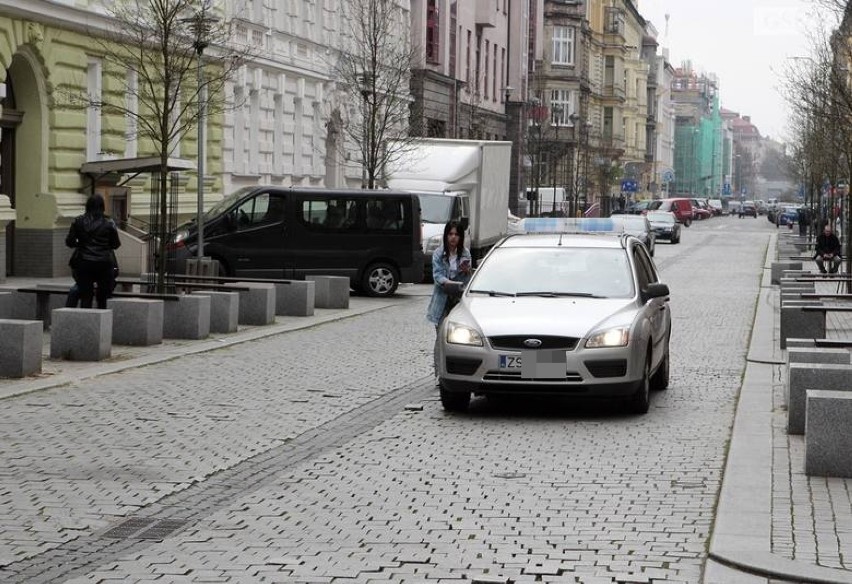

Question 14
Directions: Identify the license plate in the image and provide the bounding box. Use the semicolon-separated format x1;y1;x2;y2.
498;354;522;369
499;351;567;379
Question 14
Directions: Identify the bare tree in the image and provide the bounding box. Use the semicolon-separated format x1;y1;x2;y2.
73;0;248;289
333;0;416;188
782;5;852;276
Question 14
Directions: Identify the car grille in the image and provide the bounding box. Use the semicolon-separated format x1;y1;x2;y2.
483;370;584;382
445;357;482;376
585;359;627;378
488;335;579;351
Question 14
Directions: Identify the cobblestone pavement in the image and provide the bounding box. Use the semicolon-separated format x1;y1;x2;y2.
770;281;852;571
0;219;775;583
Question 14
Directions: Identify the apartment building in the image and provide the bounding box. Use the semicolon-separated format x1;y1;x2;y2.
408;0;539;215
0;0;229;278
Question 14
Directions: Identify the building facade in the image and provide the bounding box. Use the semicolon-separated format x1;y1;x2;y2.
0;0;228;278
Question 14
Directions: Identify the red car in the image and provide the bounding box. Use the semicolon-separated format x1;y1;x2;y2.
690;199;713;220
646;198;694;226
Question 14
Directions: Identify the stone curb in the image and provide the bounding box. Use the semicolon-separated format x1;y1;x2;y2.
707;232;852;583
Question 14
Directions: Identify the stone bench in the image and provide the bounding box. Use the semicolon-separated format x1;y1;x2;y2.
0;319;42;377
163;294;211;340
0;288;38;319
106;298;164;346
771;261;803;285
50;308;112;361
275;280;315;317
227;283;275;325
191;290;239;333
780;304;826;349
805;390;852;477
306;275;349;309
786;362;852;434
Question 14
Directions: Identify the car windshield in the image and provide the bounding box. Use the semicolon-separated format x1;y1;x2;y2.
646;212;674;224
204;186;257;221
468;247;635;299
417;194;455;224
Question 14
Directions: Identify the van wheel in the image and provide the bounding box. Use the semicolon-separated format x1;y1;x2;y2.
362;262;399;297
684;219;692;227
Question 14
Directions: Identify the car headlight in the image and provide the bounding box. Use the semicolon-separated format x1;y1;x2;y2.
585;327;629;348
425;234;442;254
446;321;483;346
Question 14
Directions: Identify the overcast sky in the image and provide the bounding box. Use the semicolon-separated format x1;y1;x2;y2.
638;0;821;142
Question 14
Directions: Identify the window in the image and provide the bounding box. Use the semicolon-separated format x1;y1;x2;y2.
484;40;490;99
366;199;406;232
426;0;440;64
449;2;457;75
466;30;472;85
550;89;574;126
86;58;102;160
552;26;574;66
124;70;137;158
301;198;358;231
234;193;284;229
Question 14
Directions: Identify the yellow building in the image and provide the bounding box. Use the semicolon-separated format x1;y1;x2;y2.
585;0;647;209
0;2;220;279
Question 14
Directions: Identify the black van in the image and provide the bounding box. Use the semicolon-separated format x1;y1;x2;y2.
168;187;424;296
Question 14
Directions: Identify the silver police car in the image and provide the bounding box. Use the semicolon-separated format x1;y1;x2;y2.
435;227;672;414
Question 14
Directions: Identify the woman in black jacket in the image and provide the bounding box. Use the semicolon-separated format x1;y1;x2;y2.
66;194;121;308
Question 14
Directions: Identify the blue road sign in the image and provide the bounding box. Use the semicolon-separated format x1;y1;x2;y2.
662;169;675;183
621;179;638;193
723;183;731;195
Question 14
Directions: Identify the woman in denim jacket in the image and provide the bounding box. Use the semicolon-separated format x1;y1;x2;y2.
426;221;472;326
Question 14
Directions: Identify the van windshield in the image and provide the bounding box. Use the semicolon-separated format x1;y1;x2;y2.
204;186;258;221
418;194;455;224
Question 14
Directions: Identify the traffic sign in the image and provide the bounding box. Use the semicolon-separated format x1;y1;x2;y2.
621;179;638;193
662;169;675;183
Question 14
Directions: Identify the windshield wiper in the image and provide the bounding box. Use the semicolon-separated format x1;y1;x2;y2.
515;291;603;298
468;289;517;297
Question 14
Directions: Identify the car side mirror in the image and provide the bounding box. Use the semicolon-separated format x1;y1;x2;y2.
642;282;670;302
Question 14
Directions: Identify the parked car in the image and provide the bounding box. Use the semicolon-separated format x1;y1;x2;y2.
690;199;713;221
646;197;694;226
611;214;656;256
646;211;681;244
435;230;672;414
167;186;424;296
776;206;801;226
738;202;758;218
707;199;724;216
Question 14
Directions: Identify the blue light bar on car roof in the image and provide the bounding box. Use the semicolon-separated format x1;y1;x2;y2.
522;217;624;234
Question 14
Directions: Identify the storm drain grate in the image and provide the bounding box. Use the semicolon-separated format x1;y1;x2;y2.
102;517;189;540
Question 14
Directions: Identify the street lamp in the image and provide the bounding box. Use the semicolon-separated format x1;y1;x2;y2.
183;0;218;259
550;104;564;215
566;112;580;217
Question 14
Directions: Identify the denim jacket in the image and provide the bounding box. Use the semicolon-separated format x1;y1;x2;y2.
426;245;472;325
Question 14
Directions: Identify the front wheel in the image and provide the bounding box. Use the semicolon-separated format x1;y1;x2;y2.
361;262;399;297
650;342;670;391
629;354;651;414
684;219;692;227
439;382;470;412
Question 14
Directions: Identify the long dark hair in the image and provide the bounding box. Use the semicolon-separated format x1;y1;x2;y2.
441;220;465;263
85;194;106;218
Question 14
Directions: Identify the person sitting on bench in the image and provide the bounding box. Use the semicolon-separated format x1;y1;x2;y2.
814;222;842;274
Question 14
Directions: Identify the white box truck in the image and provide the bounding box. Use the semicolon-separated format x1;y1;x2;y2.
386;138;512;276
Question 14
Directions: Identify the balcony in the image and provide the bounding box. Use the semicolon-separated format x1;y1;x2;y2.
475;0;496;28
601;83;625;100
